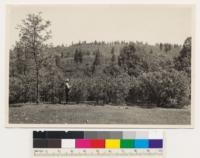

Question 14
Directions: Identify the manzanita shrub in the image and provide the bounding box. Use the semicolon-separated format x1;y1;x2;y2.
69;73;131;105
138;69;190;108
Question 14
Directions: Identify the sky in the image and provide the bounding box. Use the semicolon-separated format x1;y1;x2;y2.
6;5;193;48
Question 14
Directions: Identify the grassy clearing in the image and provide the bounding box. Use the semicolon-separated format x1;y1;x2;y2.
9;103;190;124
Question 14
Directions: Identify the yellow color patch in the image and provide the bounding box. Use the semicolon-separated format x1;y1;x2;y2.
105;139;120;148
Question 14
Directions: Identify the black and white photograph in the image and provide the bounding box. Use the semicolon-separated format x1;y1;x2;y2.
7;5;193;127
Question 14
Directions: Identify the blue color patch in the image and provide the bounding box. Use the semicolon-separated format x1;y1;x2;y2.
134;139;149;148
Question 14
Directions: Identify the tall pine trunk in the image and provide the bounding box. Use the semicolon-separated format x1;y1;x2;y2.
36;67;39;104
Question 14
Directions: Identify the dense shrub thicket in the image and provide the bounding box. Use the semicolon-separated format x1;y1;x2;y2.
68;69;190;108
9;69;190;108
9;13;191;108
69;73;131;104
137;70;190;108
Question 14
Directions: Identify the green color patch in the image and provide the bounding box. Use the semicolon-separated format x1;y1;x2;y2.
120;139;134;148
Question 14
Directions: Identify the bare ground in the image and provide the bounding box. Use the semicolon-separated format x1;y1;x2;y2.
9;103;191;124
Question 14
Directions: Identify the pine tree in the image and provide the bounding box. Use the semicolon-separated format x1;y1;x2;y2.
110;47;116;64
92;49;101;73
17;13;51;103
93;49;101;66
174;37;191;77
78;50;83;63
74;49;79;63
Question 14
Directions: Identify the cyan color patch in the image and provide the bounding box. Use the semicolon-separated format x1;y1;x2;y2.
134;139;149;148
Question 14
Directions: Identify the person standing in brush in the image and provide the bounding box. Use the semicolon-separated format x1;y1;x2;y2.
65;78;71;104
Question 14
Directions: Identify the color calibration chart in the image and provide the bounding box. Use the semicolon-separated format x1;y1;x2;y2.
33;131;164;158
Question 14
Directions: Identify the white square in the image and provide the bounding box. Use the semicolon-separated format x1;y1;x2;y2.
148;131;163;139
135;131;148;139
61;139;75;148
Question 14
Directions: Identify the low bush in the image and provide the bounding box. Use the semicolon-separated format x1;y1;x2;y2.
107;73;131;104
138;69;190;108
127;76;142;103
69;78;88;103
68;73;131;105
9;77;24;103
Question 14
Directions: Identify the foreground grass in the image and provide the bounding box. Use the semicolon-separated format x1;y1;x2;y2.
9;103;191;124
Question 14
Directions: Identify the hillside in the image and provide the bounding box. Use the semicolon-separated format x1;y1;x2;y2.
49;41;181;57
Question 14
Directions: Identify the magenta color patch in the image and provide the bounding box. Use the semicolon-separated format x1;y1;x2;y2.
75;139;91;148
